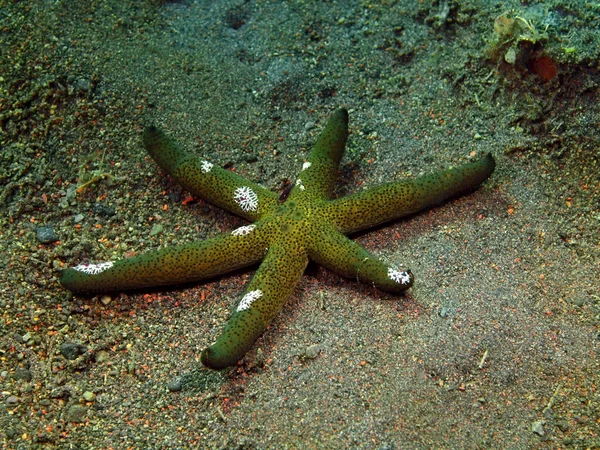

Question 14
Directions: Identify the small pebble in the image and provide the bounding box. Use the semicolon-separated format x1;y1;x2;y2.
60;342;87;360
556;420;570;432
5;395;19;405
82;391;96;402
95;350;110;363
149;224;163;236
100;295;112;305
73;213;85;223
74;78;91;92
168;378;183;392
570;294;587;307
532;420;545;436
304;344;321;360
65;404;87;423
50;388;68;399
254;347;265;368
36;226;59;244
14;367;32;382
93;203;116;217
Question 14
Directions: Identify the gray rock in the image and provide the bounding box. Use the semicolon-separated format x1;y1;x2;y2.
168;378;183;392
14;367;32;382
60;342;87;360
65;404;87;423
5;395;19;405
532;420;545;436
305;344;322;360
36;226;59;244
93;203;116;217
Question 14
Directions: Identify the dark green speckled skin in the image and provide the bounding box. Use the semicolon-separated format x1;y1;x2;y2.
60;108;495;370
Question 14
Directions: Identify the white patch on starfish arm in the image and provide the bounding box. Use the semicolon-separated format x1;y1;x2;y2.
387;266;411;285
72;261;114;275
301;162;312;171
237;289;263;312
233;186;259;212
200;161;213;173
295;179;305;191
231;224;256;236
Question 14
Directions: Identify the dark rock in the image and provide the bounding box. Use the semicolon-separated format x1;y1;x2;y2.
60;342;87;360
36;226;59;244
65;404;87;423
167;378;182;392
50;387;70;399
14;367;32;382
556;420;570;432
93;203;116;217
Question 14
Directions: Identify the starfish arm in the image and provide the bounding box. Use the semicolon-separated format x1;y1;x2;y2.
324;153;495;234
292;108;348;199
201;240;308;369
60;224;268;294
143;126;279;221
308;224;414;293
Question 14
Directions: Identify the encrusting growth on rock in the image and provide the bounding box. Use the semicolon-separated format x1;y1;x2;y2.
60;108;496;370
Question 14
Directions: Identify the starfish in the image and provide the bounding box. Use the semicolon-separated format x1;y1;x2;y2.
60;108;495;370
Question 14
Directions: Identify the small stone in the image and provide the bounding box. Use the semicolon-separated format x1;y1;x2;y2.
505;47;517;64
304;344;321;360
60;342;86;360
50;387;69;399
556;420;570;432
93;203;116;217
304;121;316;131
254;347;265;368
82;391;96;402
65;404;87;423
100;295;112;305
532;420;545;436
74;78;91;92
167;378;182;392
439;304;456;318
570;294;587;307
73;213;85;224
36;226;59;244
14;367;32;382
149;224;163;236
95;350;109;363
5;395;19;405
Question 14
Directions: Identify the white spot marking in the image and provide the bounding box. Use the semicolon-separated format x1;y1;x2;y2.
295;179;305;191
231;224;256;236
200;161;213;173
237;289;263;312
302;162;312;171
73;261;114;275
388;267;411;285
233;186;259;212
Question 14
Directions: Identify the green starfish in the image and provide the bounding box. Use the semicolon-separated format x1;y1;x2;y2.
60;108;495;370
